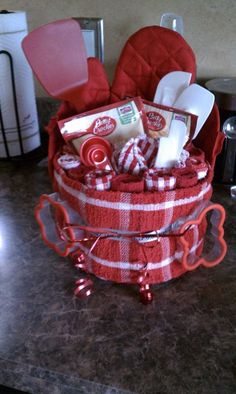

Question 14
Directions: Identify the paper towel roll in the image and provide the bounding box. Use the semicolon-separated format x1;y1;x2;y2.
0;10;40;158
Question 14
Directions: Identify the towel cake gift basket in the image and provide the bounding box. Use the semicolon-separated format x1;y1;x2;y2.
24;21;227;303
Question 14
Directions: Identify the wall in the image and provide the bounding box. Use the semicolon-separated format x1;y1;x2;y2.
1;0;236;96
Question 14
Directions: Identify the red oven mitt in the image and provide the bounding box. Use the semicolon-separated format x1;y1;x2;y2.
110;26;196;102
110;26;224;171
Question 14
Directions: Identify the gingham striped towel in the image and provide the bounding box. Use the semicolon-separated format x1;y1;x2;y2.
84;170;115;191
144;168;177;192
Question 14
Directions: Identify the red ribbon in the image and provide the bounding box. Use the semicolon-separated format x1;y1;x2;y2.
74;278;94;298
61;222;191;301
70;235;105;299
136;244;154;304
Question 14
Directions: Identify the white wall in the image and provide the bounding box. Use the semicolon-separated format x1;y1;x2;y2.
2;0;236;96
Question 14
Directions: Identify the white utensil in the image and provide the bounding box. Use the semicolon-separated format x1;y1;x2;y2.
154;119;187;168
153;71;192;106
174;83;215;139
160;13;184;36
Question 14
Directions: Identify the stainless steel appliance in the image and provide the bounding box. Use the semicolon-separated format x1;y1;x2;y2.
205;78;236;184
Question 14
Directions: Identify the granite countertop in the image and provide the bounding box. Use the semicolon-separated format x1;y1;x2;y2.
0;110;236;393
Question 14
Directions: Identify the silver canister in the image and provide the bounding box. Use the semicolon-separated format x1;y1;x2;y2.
205;78;236;184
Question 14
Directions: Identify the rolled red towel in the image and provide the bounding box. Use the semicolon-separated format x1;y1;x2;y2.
111;173;144;192
186;156;209;180
172;167;198;188
67;165;91;182
185;143;205;161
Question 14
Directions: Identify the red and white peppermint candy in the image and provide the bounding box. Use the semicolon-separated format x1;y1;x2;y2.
57;154;81;169
84;170;115;191
144;168;176;192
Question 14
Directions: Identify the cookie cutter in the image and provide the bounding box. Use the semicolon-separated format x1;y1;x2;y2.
178;201;227;271
35;192;85;256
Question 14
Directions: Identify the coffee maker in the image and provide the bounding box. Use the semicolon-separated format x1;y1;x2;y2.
205;78;236;184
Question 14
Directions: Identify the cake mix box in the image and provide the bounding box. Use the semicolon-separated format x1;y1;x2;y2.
58;97;148;153
142;99;198;142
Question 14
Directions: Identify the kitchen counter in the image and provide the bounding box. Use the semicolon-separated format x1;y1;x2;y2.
0;111;236;393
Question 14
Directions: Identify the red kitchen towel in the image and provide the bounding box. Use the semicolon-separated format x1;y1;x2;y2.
118;138;148;175
72;211;207;284
111;173;144;192
69;57;111;114
118;136;159;175
173;167;198;188
186;156;209;180
67;165;92;182
53;153;213;232
137;136;159;167
193;104;224;173
185;143;205;161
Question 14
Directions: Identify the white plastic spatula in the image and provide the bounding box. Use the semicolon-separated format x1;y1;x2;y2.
174;83;215;139
154;119;187;168
153;71;192;106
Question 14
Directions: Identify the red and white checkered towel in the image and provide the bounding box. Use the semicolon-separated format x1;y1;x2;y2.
144;168;176;192
84;170;115;191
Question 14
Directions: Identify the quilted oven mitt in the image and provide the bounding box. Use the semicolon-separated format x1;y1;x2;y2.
110;26;196;102
110;25;224;171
